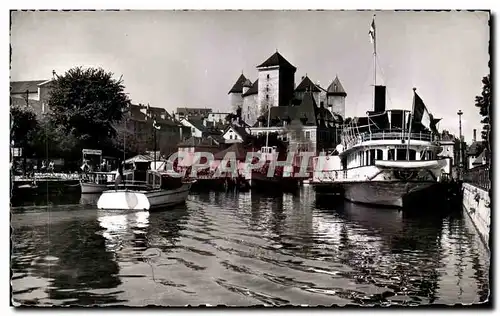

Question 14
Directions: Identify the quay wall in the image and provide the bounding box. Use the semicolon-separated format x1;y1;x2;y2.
462;182;490;250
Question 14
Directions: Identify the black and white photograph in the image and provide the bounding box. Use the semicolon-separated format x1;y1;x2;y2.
8;7;491;308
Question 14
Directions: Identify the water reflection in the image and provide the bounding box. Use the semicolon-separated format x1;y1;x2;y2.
11;212;124;306
11;188;490;306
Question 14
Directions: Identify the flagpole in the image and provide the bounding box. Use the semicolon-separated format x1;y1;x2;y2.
154;122;157;170
373;14;377;87
406;88;416;161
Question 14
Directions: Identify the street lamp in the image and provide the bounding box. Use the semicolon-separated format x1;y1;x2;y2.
457;110;463;179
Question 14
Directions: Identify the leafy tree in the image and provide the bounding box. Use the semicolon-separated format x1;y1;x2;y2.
10;105;39;172
10;105;39;149
474;74;491;148
48;67;130;150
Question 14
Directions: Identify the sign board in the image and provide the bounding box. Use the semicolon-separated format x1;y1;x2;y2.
11;147;22;157
82;149;102;155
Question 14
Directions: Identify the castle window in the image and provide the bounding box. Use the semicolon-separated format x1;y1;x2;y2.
266;86;269;92
267;74;270;80
266;94;269;100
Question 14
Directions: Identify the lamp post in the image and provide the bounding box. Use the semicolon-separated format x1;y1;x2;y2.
457;110;463;179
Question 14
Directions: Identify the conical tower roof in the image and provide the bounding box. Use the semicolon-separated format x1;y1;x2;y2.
228;74;248;94
256;51;296;70
327;76;346;96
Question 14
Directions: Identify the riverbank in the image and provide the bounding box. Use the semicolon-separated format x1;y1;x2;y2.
462;182;490;250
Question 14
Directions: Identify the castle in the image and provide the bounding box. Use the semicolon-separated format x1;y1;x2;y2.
228;51;347;127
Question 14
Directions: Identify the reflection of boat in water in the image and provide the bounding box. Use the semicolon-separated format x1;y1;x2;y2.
97;170;193;211
80;193;101;206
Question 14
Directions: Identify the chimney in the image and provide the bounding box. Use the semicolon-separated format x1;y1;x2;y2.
374;85;386;113
473;129;477;142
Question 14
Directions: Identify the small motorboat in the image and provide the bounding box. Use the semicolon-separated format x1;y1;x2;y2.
97;170;194;211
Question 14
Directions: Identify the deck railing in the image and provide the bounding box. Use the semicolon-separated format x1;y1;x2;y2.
344;130;434;149
463;164;491;191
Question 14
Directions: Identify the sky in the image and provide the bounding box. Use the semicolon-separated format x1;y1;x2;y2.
10;10;489;142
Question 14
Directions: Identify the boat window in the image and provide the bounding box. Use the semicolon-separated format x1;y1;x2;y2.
376;149;383;160
408;149;416;160
396;149;407;161
369;149;376;165
388;149;395;161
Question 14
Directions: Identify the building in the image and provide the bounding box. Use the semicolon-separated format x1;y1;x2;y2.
10;79;54;116
228;51;344;155
175;107;212;121
466;129;485;170
438;130;456;164
221;125;250;144
229;51;347;128
179;118;206;138
117;103;191;157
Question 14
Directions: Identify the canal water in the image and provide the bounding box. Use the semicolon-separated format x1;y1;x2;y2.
11;188;490;306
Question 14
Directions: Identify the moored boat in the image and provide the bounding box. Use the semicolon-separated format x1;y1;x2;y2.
97;170;194;211
312;15;452;209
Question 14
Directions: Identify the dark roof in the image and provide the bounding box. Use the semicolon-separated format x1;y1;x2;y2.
295;76;321;92
10;97;43;116
327;76;347;96
256;51;296;70
177;136;219;148
243;79;253;88
467;141;484;156
224;125;250;140
155;117;181;127
128;104;147;121
148;106;167;116
176;107;212;116
186;119;206;132
209;134;226;144
214;143;248;160
256;92;320;127
242;79;258;97
228;74;248;94
472;149;487;165
11;80;47;94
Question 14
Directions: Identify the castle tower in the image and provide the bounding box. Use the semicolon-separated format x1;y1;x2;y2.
326;76;347;119
256;51;296;116
228;73;248;112
295;75;322;105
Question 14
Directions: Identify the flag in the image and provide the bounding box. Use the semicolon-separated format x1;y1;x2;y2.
153;119;161;130
369;17;376;44
412;91;431;130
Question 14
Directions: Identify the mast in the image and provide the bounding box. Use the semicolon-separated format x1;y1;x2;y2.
265;105;271;148
406;88;416;161
369;14;377;108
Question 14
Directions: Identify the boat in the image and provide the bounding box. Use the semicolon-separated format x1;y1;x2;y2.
249;107;301;192
97;170;194;211
312;15;452;208
97;118;194;211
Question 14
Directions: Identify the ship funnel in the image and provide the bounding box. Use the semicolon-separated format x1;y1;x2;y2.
374;85;386;113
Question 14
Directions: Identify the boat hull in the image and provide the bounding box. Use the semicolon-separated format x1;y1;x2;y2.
250;172;300;192
97;183;192;211
342;181;437;208
81;182;110;194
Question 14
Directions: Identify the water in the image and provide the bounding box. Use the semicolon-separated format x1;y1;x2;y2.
11;188;490;306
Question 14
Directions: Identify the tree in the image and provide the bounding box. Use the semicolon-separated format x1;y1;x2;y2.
10;105;40;173
10;105;39;148
474;74;491;148
48;67;130;151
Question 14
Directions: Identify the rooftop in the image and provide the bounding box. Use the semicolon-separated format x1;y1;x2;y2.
256;51;296;71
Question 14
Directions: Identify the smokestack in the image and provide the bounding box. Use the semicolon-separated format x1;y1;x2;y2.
473;129;477;142
374;85;386;113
